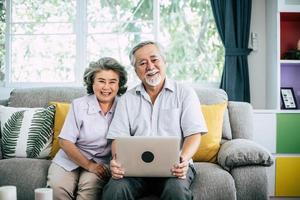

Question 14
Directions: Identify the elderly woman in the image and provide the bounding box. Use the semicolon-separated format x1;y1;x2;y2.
47;57;127;200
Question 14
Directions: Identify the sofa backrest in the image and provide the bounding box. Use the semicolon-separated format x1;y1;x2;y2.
193;87;232;140
8;87;86;108
0;99;8;106
5;86;254;140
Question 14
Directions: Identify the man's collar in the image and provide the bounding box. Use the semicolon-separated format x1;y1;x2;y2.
164;78;175;92
135;78;175;95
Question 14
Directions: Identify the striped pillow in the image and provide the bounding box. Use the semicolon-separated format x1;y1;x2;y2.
0;105;55;159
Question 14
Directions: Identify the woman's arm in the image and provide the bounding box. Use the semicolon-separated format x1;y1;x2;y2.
59;138;110;178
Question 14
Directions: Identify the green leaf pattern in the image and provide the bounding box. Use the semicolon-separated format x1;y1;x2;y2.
26;105;55;158
2;110;25;158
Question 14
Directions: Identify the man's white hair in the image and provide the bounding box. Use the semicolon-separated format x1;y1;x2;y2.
129;41;166;67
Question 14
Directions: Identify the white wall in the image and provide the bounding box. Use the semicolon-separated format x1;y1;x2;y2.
248;0;267;109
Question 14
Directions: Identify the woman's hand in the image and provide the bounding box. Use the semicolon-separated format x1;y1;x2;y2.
171;156;189;179
88;162;110;180
110;156;125;179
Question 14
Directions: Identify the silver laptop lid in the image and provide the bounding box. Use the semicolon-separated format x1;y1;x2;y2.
115;136;180;177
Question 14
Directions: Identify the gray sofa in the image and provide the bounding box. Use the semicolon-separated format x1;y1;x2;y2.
0;87;273;200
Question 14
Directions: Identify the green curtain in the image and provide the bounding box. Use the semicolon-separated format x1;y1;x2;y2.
210;0;252;102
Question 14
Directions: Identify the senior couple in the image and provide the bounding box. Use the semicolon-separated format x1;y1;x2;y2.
47;41;207;200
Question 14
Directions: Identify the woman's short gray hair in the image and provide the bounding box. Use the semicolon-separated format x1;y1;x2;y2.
129;41;165;67
83;57;127;95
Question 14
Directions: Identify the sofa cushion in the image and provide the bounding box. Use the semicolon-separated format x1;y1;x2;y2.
0;105;55;159
191;162;236;200
8;87;86;108
218;139;274;171
49;102;71;159
0;158;51;200
131;163;237;200
193;87;232;140
193;102;227;162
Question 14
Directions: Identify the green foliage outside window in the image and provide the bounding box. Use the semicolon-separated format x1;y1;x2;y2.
3;0;224;84
160;0;224;83
121;0;224;83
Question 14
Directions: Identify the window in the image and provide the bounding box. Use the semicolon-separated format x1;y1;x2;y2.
160;0;224;83
86;0;155;86
8;0;76;85
2;0;224;87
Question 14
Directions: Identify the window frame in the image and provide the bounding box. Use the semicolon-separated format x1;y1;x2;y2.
4;0;159;88
4;0;221;88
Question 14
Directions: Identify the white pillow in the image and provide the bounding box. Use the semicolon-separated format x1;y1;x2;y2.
0;105;55;159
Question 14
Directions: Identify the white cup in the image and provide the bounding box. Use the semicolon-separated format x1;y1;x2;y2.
34;188;53;200
0;185;17;200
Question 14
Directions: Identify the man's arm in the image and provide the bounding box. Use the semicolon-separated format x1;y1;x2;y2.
171;133;201;179
180;133;201;161
106;95;131;140
171;86;207;179
109;140;125;179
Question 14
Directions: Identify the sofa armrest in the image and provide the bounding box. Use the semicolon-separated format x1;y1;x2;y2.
231;165;269;200
0;98;9;106
228;101;253;139
217;139;274;171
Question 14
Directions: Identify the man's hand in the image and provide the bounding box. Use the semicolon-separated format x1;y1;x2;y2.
171;133;200;179
171;156;189;179
87;162;110;180
110;155;125;179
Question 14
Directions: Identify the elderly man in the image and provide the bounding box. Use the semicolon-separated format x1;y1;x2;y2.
102;41;207;200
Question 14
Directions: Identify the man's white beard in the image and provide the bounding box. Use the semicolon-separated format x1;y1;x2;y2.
145;70;162;86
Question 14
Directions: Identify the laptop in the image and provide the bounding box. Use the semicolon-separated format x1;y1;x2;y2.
115;136;180;177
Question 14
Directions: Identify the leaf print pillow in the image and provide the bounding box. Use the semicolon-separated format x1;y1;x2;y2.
0;105;55;159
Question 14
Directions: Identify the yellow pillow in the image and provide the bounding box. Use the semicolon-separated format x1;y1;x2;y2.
192;102;227;163
49;102;71;159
